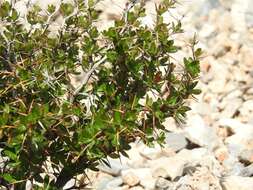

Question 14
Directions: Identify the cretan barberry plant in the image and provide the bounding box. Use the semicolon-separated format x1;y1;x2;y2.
0;0;201;189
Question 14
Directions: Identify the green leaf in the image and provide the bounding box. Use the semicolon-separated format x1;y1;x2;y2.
148;41;157;55
4;150;17;160
178;106;191;113
167;45;178;53
11;9;19;21
127;12;136;23
47;4;56;14
195;48;203;57
184;58;200;78
103;27;117;39
145;127;153;136
192;89;202;95
17;125;26;133
0;1;11;18
172;21;183;33
88;0;95;7
0;174;16;183
60;3;74;16
90;27;99;38
139;11;146;17
3;104;10;113
107;51;118;62
156;131;166;145
114;111;121;125
9;161;21;168
109;152;119;159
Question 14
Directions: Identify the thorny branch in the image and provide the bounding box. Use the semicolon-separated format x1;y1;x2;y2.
69;56;107;103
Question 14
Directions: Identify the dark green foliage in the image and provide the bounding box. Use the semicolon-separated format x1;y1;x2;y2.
0;0;201;189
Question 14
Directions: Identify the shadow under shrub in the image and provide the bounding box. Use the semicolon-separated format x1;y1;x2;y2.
0;0;201;189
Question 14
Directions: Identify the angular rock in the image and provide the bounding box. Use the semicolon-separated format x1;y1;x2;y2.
239;150;253;164
164;132;188;152
239;100;253;118
95;174;114;190
25;180;32;190
63;179;75;190
122;171;140;187
217;126;232;139
199;23;216;38
240;164;253;177
98;157;129;176
176;148;209;163
219;98;242;118
125;143;147;168
172;166;223;190
222;155;245;176
122;168;155;189
230;0;253;32
225;123;253;158
139;143;162;160
140;178;156;190
150;156;186;180
105;177;123;189
185;114;220;150
180;0;219;17
214;147;229;162
162;117;180;132
190;102;216;117
218;118;246;133
222;176;253;190
155;177;172;189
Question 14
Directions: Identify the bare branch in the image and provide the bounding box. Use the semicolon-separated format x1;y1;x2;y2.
60;7;79;29
42;4;62;35
70;56;107;103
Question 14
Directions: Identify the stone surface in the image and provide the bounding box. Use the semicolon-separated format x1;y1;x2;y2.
164;132;188;152
185;114;220;150
139;143;162;160
122;171;140;187
240;164;253;177
222;176;253;190
25;180;33;190
176;148;209;163
225;123;253;159
98;157;129;176
155;177;172;189
239;150;253;164
125;143;147;168
105;177;123;189
214;147;229;162
121;168;154;189
95;174;114;190
173;166;223;190
150;156;186;180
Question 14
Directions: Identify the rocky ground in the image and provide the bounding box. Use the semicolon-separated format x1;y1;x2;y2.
75;0;253;190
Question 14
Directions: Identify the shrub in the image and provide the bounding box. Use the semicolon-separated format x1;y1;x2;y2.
0;0;201;189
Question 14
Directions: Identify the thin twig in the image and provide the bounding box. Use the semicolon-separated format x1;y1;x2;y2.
70;56;106;103
60;7;79;29
42;4;62;35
